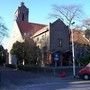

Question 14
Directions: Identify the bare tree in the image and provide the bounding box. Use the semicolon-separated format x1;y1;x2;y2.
82;18;90;29
50;4;83;27
0;17;8;44
82;18;90;39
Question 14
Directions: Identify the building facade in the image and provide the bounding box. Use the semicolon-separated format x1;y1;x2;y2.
8;2;70;66
8;2;90;66
32;19;70;66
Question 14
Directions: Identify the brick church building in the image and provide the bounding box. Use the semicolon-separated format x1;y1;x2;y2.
8;2;89;66
8;2;70;66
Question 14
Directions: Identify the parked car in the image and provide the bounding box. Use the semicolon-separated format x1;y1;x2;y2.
78;63;90;80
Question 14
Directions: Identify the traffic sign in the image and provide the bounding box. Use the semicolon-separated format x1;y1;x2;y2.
53;51;60;61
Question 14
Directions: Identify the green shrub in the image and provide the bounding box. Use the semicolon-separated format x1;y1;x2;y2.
78;54;90;66
5;64;16;68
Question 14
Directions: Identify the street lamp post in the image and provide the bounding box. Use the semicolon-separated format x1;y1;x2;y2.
71;22;76;77
71;28;75;77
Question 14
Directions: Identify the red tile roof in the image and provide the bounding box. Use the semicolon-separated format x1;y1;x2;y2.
17;21;47;36
70;30;90;45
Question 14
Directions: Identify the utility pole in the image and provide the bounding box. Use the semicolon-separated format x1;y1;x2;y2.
71;29;75;77
71;22;76;77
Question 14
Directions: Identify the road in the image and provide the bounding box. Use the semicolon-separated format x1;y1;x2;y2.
25;81;90;90
0;66;90;90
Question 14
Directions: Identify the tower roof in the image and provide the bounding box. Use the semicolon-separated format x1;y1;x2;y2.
21;2;24;6
15;2;29;22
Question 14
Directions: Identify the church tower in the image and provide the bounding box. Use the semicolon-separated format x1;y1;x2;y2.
15;2;29;22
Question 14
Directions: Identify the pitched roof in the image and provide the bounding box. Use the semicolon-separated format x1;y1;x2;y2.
70;30;90;45
32;26;49;38
17;21;47;36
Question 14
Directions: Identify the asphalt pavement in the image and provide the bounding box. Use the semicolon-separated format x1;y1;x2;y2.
0;66;85;90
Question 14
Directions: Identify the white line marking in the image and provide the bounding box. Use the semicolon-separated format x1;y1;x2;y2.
69;80;90;84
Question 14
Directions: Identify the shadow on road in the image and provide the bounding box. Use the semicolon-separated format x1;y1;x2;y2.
0;66;83;90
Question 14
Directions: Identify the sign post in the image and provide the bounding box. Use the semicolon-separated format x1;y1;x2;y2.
53;51;60;76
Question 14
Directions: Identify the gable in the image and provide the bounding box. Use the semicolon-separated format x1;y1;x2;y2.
51;19;67;27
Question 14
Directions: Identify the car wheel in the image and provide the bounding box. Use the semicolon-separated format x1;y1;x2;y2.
83;75;89;80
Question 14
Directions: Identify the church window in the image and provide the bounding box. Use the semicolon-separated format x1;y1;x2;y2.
37;37;39;41
58;38;62;47
22;13;25;21
42;35;45;40
59;40;62;46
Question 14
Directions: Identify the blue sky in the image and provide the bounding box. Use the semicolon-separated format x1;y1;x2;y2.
0;0;90;31
0;0;90;48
